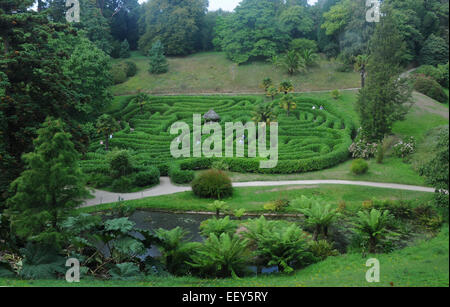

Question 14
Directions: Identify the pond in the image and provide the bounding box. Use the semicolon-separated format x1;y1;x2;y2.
128;210;283;274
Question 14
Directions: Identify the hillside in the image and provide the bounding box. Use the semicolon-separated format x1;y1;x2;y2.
110;52;361;95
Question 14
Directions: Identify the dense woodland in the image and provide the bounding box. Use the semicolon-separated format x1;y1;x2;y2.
0;0;448;284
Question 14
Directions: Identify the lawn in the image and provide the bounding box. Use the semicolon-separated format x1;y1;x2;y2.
3;225;447;287
80;184;434;214
110;51;361;96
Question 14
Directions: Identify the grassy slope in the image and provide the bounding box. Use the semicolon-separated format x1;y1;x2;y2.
110;52;361;95
80;184;433;214
3;225;447;287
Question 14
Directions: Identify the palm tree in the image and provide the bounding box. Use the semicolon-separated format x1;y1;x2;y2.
298;202;339;241
260;77;273;91
251;103;277;126
132;91;150;114
278;80;294;95
300;49;320;68
279;94;297;116
96;114;120;151
266;85;278;101
272;51;306;75
353;209;393;253
209;200;229;217
354;54;370;88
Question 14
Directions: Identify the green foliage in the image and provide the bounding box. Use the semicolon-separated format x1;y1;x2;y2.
213;0;291;64
289;38;318;54
279;80;294;94
191;169;233;199
168;165;195;184
74;0;114;55
139;0;207;55
356;11;412;142
251;103;278;125
120;40;131;58
353;209;394;253
263;199;290;212
246;218;314;273
261;78;273;91
19;243;65;280
309;240;339;261
124;61;138;78
110;63;129;85
134;167;160;187
413;75;448;103
154;227;195;275
7;118;89;247
200;216;238;238
208;200;230;217
420;34;449;66
272;51;306;76
420;127;449;209
188;233;251;278
279;94;297;116
109;262;143;281
111;176;133;193
298;202;339;241
81;96;354;177
96;114;120;151
330;89;341;100
102;217;146;262
148;41;169;74
109;150;133;178
351;159;369;175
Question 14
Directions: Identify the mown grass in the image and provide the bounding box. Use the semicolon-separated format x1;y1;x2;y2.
110;52;361;95
79;184;433;214
2;225;447;287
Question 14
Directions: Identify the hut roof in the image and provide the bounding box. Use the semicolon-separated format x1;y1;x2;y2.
203;109;221;121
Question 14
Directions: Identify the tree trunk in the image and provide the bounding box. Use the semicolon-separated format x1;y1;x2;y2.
313;225;320;241
369;236;377;253
105;135;109;151
361;67;366;88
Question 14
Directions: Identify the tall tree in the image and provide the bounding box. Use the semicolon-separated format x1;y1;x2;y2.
356;9;412;142
138;0;208;56
7;118;89;247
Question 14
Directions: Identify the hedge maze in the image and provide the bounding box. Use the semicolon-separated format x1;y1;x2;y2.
81;95;355;184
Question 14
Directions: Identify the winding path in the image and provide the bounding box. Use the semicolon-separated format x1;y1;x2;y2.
82;177;435;207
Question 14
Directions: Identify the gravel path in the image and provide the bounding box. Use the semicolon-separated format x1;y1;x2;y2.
82;177;435;207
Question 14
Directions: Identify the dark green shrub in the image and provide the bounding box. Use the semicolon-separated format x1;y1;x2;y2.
169;165;195;184
188;233;251;278
124;61;137;77
111;176;133;192
148;41;168;74
351;159;368;175
420;34;449;66
309;240;339;261
372;199;413;219
119;39;131;58
87;173;113;188
191;169;233;199
109;150;133;178
414;75;448;103
134;167;160;187
200;216;238;238
110;63;128;84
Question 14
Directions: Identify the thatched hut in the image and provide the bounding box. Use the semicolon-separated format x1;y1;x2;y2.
203;109;221;123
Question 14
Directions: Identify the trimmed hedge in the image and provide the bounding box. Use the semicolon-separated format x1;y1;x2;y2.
134;167;160;187
191;169;233;199
169;164;195;184
414;75;448;103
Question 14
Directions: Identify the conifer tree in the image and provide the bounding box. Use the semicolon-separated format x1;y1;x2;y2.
7;118;89;247
148;41;169;74
356;9;412;142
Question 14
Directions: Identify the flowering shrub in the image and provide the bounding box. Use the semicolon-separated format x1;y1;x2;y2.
349;138;378;159
393;137;416;159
